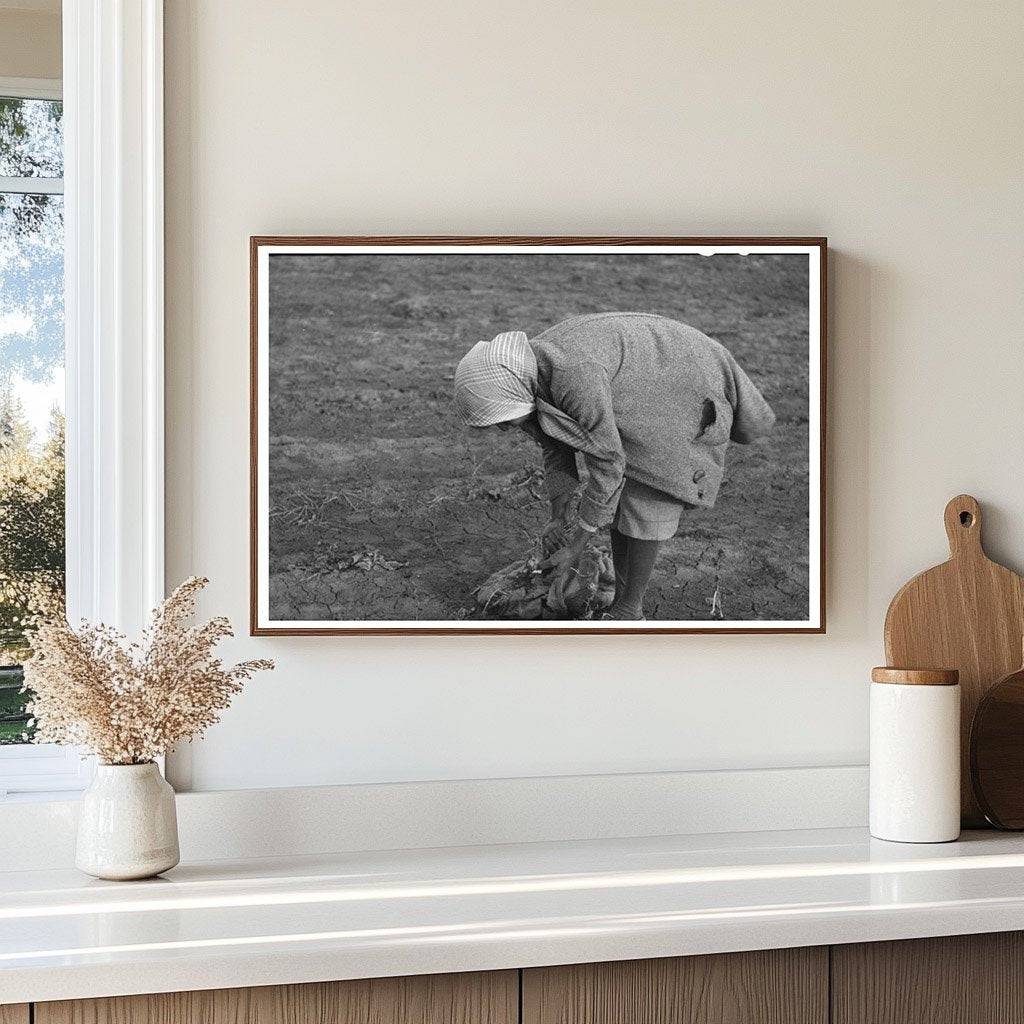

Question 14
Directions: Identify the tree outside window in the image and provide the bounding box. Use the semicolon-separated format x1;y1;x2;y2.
0;94;65;745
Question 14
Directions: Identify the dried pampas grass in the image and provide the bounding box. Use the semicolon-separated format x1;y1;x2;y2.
23;576;273;765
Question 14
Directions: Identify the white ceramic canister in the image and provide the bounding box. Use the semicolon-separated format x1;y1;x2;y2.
870;667;961;843
76;762;180;880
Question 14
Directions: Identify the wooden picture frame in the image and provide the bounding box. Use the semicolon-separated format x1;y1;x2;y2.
251;236;827;635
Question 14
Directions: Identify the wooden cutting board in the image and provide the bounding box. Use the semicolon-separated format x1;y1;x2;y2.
884;494;1024;826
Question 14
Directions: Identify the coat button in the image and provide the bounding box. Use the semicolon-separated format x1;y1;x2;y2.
693;470;706;483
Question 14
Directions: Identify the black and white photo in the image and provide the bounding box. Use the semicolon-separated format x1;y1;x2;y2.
251;238;825;634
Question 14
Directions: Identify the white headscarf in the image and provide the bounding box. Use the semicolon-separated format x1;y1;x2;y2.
453;331;538;426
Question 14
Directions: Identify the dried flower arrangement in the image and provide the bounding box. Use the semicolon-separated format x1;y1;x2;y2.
22;577;273;765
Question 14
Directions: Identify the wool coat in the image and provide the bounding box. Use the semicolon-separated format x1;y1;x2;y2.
529;313;776;528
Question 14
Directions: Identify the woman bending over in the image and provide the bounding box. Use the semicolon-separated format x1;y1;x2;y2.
454;313;775;620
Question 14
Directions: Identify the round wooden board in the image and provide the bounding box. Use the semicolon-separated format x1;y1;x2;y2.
970;663;1024;829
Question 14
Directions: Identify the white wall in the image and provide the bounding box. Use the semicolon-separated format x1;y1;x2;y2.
164;0;1024;792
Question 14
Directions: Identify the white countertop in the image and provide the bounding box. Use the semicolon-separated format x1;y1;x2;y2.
4;826;1024;1004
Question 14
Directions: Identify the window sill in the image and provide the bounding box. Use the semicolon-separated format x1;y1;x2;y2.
0;744;93;799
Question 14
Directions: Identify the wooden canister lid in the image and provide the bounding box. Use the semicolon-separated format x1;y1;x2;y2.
871;667;960;686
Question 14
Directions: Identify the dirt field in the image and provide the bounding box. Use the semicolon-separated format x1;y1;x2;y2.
266;252;811;622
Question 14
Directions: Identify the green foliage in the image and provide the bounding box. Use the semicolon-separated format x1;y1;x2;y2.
0;97;65;741
0;394;65;742
0;97;63;177
0;666;29;743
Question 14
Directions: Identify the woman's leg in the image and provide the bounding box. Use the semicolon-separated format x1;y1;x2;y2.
609;535;662;619
605;480;680;620
610;526;630;604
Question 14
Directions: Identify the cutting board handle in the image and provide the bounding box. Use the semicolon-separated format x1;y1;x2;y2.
944;494;983;558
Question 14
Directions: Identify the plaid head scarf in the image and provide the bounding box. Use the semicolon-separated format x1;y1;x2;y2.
454;331;538;427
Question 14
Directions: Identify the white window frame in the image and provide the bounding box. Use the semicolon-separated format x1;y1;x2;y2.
0;0;165;799
0;77;61;101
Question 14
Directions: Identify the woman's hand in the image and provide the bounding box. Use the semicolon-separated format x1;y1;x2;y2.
566;525;595;564
541;518;571;557
542;524;594;569
540;493;573;556
549;492;572;521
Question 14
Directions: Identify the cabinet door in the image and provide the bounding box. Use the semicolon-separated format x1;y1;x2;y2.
0;1006;29;1024
832;932;1024;1024
523;948;828;1024
35;970;517;1024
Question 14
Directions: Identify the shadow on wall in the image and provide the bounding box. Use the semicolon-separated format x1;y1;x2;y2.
827;250;874;635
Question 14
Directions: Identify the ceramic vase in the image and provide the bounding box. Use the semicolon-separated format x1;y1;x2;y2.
76;762;180;880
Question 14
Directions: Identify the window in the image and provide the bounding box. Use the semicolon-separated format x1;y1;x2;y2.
0;4;166;798
0;80;82;796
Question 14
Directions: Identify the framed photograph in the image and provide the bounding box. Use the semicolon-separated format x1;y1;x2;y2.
251;236;826;635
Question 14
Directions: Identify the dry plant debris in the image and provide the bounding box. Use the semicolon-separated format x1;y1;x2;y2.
346;549;408;572
23;576;274;765
475;544;615;620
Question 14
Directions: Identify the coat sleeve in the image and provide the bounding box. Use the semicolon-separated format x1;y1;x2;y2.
538;435;579;500
548;360;626;528
725;352;776;444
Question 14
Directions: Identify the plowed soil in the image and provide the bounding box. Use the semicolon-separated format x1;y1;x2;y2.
266;252;811;623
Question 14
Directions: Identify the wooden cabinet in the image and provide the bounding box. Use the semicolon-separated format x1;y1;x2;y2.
522;948;827;1024
832;932;1024;1024
22;932;1024;1024
34;971;517;1024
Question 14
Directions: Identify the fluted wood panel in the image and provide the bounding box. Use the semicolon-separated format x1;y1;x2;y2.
35;971;517;1024
522;948;828;1024
832;932;1024;1024
0;1006;29;1024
